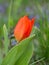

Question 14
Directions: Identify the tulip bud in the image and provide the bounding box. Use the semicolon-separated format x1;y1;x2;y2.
14;16;35;41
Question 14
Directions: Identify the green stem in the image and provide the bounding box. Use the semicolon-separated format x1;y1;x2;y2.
8;0;13;31
30;57;45;65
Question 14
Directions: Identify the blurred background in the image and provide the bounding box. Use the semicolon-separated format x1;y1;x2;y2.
0;0;49;65
0;0;49;26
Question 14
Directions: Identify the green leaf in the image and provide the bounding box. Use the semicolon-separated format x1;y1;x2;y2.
3;24;10;55
8;17;14;31
0;49;3;65
30;26;40;36
1;35;35;65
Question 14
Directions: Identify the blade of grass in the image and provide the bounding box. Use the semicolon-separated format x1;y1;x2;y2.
8;0;13;31
30;57;45;65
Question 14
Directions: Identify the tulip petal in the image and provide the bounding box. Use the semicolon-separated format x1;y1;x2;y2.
14;16;35;41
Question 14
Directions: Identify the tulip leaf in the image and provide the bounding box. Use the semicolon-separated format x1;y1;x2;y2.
1;34;35;65
3;24;9;55
0;49;3;65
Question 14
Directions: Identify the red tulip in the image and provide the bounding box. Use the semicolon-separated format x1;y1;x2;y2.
14;16;35;41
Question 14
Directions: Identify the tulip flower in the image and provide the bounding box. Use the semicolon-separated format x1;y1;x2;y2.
14;16;35;41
